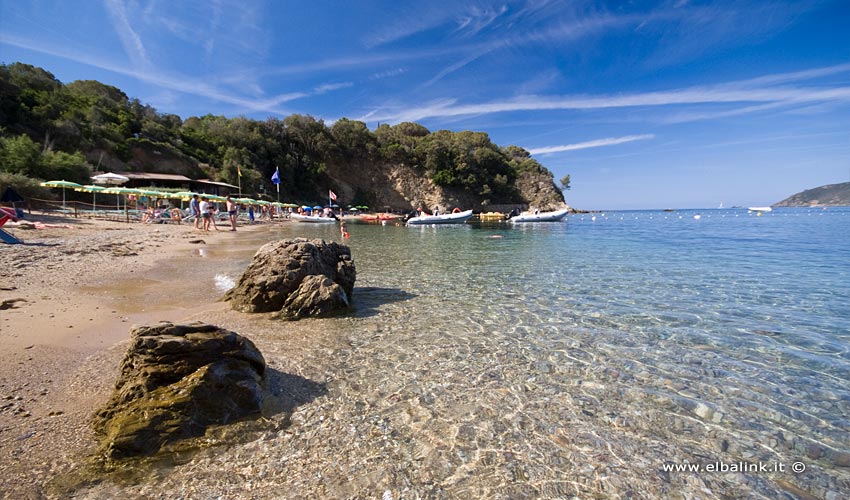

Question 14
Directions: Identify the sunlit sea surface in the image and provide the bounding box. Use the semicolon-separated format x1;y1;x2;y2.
109;207;850;498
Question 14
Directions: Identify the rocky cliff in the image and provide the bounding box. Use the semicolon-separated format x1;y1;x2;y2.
326;160;566;212
774;182;850;207
87;140;566;211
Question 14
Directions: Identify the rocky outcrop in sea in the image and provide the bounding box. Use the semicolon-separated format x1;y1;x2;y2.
224;238;356;319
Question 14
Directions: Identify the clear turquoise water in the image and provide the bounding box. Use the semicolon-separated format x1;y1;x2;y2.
271;208;850;374
194;207;850;497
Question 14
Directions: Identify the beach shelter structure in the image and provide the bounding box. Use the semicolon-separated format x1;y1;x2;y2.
40;180;83;208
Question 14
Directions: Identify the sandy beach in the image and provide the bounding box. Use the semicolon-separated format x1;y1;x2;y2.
0;214;254;497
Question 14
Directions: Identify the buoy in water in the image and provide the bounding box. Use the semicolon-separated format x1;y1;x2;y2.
694;214;701;220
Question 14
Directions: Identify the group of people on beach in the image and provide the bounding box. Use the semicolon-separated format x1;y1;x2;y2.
189;194;238;232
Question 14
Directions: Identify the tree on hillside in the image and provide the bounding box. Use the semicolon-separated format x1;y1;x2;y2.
0;62;566;208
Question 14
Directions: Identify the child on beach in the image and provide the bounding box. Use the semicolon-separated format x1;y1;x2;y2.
199;197;210;231
208;202;219;231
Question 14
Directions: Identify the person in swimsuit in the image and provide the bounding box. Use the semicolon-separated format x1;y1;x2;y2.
226;195;238;231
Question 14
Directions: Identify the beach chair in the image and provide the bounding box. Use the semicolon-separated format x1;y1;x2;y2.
0;207;22;244
152;208;183;224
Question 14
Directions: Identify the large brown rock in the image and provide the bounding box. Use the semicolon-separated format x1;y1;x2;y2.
93;322;266;460
224;238;356;319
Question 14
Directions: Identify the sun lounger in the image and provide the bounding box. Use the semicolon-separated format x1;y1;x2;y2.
0;207;22;244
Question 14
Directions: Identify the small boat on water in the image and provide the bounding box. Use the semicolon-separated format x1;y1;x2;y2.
748;206;773;212
291;214;339;223
361;213;402;222
477;211;506;221
509;208;569;223
407;209;473;226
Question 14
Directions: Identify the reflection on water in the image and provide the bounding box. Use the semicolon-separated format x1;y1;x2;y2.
85;209;850;498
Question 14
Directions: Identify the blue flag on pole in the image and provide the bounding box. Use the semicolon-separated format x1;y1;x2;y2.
271;167;280;185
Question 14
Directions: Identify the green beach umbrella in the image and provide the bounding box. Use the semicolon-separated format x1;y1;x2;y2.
74;184;108;211
138;189;165;198
168;191;197;200
102;187;142;211
40;180;83;208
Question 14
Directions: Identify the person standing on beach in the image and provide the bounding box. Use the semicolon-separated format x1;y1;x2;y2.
190;194;201;230
199;196;210;231
208;201;219;231
226;195;238;231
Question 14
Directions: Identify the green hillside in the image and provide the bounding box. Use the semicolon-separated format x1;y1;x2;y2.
774;182;850;207
0;62;566;210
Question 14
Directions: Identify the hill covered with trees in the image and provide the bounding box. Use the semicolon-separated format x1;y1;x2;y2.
774;182;850;207
0;62;566;210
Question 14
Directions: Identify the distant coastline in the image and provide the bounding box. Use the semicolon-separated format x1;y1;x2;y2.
773;181;850;207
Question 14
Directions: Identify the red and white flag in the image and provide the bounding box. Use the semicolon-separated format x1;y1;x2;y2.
329;190;337;201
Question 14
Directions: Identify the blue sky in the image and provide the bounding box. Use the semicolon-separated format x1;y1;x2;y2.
1;0;849;209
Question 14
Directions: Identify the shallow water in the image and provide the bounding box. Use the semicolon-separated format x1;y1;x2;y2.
85;208;850;498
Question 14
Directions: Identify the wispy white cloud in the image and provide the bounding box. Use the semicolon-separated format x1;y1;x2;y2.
528;134;655;155
0;33;322;115
361;63;850;124
369;68;407;80
363;5;451;48
314;82;354;93
420;46;497;88
103;0;150;67
454;5;509;36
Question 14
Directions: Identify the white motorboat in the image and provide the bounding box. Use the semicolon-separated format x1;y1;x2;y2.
406;209;473;225
747;206;773;212
291;214;339;223
509;208;569;223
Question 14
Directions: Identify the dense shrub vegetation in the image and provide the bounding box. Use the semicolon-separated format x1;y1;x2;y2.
1;62;557;204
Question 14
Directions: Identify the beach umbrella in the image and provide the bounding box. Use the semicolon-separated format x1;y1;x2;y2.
282;203;300;208
91;172;130;185
137;189;165;198
167;191;197;200
40;180;83;208
102;187;142;211
74;184;108;211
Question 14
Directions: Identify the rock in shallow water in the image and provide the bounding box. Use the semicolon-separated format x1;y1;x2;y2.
224;238;356;319
93;322;266;460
